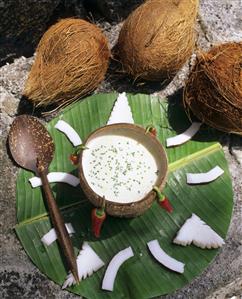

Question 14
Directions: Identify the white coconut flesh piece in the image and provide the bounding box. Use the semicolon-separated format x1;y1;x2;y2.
102;246;134;291
55;120;82;146
62;242;105;289
186;166;224;184
41;223;75;246
166;122;202;147
173;213;225;249
147;240;185;274
29;172;79;188
107;92;134;125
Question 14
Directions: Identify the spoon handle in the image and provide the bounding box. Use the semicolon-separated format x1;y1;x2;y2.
38;166;79;283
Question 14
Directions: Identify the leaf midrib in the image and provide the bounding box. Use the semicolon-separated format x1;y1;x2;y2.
16;142;221;227
168;143;221;172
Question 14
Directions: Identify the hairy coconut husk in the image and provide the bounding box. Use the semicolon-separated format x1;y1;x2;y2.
184;42;242;135
24;18;110;108
116;0;199;81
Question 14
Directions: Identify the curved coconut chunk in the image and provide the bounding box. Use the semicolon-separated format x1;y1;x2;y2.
55;120;82;146
147;240;185;273
62;242;105;289
166;122;202;147
186;166;224;184
107;92;134;125
29;172;79;188
173;213;225;249
41;223;75;246
102;246;134;291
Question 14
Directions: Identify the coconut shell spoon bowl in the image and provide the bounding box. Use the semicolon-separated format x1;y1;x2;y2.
8;115;79;283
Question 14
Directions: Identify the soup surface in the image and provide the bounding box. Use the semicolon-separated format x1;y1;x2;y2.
82;134;159;203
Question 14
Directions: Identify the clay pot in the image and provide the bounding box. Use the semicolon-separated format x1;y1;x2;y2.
79;123;168;217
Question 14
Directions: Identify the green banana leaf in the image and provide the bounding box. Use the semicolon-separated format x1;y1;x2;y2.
15;93;233;299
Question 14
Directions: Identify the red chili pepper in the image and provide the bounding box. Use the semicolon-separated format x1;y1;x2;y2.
153;186;173;213
158;197;173;213
91;200;106;238
69;153;79;165
69;145;87;165
145;125;157;137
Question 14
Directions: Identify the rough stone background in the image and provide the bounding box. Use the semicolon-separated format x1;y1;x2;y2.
0;0;87;67
0;0;242;298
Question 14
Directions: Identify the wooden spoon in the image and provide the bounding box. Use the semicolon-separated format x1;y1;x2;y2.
8;115;79;283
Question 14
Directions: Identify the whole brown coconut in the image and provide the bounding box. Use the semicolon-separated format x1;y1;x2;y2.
184;42;242;135
24;18;110;107
116;0;199;81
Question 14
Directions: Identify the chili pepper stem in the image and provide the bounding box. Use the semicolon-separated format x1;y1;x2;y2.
70;144;88;165
145;125;157;137
91;197;106;238
153;186;173;213
74;144;88;155
96;198;106;217
153;186;165;201
145;125;155;134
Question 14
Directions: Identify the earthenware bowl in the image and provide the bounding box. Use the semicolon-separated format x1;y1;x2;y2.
79;123;168;217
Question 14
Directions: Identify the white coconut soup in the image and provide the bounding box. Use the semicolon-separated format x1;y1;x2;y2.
82;134;159;203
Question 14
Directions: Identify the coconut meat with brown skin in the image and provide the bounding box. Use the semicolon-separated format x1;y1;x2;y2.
82;134;159;203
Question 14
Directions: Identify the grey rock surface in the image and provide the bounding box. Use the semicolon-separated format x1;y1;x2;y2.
0;0;86;66
88;0;143;22
0;0;242;298
0;0;59;66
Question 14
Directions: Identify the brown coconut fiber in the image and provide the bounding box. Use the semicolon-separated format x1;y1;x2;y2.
184;42;242;135
24;18;110;108
116;0;199;81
